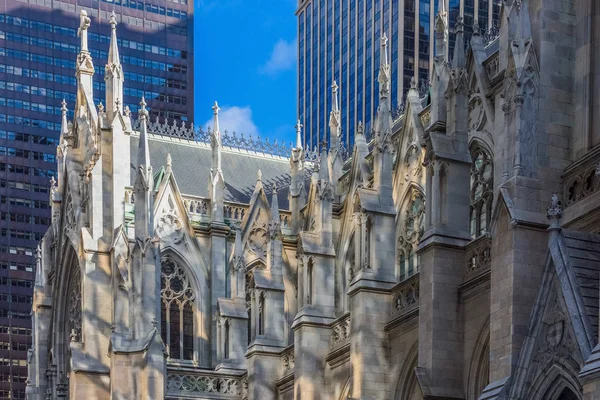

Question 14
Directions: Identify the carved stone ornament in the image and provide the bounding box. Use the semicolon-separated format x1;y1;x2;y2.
156;211;184;245
546;193;563;221
468;94;486;131
404;144;422;182
248;222;268;259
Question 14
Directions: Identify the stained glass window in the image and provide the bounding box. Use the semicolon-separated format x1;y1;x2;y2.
160;258;195;361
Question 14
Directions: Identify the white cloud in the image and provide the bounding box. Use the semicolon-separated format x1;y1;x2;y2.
203;105;259;138
261;38;297;76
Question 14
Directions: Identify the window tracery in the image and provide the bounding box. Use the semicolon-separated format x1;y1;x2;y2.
160;258;195;361
470;148;493;238
67;267;82;343
397;191;425;282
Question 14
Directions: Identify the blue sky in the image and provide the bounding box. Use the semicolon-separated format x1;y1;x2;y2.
195;0;298;145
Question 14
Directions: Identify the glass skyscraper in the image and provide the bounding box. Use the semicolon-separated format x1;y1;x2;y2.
0;1;193;398
297;0;500;149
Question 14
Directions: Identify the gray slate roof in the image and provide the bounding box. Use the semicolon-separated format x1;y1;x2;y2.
561;229;600;332
130;134;293;210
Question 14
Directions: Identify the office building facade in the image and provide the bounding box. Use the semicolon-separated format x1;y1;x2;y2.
0;1;193;397
296;0;500;149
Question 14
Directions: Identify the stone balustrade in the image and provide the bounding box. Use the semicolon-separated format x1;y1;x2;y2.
166;369;247;399
563;154;600;208
391;274;419;317
465;235;492;278
330;313;351;349
280;345;295;377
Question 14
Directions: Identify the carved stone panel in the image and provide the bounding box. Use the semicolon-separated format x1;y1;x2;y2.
156;211;184;245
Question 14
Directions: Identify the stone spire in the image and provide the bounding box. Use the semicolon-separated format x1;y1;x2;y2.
435;0;448;62
329;81;341;149
295;119;303;150
211;101;222;172
290;120;306;235
75;9;95;122
230;223;245;298
209;102;225;223
105;11;124;119
373;34;394;195
60;99;69;139
378;33;391;99
134;97;153;239
270;184;280;225
453;17;466;69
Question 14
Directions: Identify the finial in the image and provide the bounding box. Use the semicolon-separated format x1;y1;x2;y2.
115;98;121;110
257;169;262;182
98;102;104;113
61;99;67;114
212;101;220;134
331;80;338;95
320;137;328;150
272;183;277;193
455;16;464;33
77;9;91;52
357;121;364;135
124;105;131;117
109;11;117;28
410;76;417;90
294;119;303;149
212;101;220;115
381;33;389;66
166;153;172;168
138;97;148;119
547;193;563;228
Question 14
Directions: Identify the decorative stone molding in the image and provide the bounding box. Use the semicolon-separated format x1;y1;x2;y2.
166;370;246;397
563;159;600;207
156;211;184;245
391;274;419;317
224;203;248;221
183;197;210;216
280;345;295;377
330;314;351;349
464;235;492;277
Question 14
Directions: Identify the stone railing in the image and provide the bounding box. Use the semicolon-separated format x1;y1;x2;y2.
166;369;247;399
280;345;295;377
563;155;600;208
484;53;500;80
133;117;293;158
330;313;351;349
224;203;248;221
465;235;492;277
391;273;419;317
183;196;210;216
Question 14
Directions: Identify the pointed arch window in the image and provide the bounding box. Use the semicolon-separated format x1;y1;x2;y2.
246;272;255;344
67;267;82;343
470;148;493;238
397;191;425;282
161;258;195;361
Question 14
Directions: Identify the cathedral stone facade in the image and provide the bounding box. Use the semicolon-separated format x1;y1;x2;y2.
26;0;600;399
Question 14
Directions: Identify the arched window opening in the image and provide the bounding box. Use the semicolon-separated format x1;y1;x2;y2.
223;320;230;360
307;258;314;305
161;258;195;361
67;267;82;343
557;388;578;400
246;272;255;344
470;148;493;238
365;216;372;269
258;293;265;335
397;192;425;282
